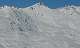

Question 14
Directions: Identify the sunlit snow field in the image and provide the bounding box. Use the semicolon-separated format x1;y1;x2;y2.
0;3;80;48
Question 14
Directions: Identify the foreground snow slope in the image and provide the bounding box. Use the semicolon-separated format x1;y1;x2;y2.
0;3;80;48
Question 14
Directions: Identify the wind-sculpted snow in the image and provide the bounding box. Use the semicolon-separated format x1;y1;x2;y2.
0;3;80;48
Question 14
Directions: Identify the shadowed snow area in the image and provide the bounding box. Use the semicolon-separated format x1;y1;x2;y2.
0;3;80;48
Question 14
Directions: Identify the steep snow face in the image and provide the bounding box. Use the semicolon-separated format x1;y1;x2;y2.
0;3;80;48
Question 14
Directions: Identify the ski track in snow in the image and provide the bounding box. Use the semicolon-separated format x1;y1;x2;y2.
0;3;80;48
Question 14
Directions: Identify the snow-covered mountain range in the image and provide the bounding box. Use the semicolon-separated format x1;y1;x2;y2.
0;3;80;48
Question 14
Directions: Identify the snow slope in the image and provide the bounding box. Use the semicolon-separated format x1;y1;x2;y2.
0;3;80;48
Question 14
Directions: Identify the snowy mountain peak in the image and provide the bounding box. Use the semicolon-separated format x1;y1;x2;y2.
0;3;80;48
0;3;80;18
